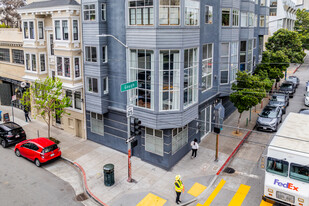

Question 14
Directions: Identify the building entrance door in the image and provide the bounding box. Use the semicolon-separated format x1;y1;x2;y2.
76;119;82;138
200;105;212;140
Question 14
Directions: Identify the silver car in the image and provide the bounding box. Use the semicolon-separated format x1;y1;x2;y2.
256;106;282;132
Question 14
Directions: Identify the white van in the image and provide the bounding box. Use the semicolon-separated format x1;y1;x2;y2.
263;113;309;206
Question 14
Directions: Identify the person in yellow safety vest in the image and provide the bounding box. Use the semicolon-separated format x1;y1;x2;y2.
175;175;184;204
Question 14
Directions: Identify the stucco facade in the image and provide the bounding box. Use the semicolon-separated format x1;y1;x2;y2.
82;0;269;170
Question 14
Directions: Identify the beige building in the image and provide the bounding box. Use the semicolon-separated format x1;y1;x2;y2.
0;28;26;108
18;0;85;138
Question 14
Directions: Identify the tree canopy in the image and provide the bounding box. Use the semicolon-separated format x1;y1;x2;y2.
295;9;309;50
265;29;305;63
21;77;71;138
0;0;25;28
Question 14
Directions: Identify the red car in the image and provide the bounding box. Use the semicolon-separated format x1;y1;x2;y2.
14;137;61;167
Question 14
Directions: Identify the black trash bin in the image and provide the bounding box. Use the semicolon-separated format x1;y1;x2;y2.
103;164;115;186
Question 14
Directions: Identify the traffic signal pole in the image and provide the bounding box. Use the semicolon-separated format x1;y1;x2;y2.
127;117;132;183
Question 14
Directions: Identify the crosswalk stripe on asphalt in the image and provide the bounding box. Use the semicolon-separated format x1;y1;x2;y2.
197;179;226;206
228;184;251;206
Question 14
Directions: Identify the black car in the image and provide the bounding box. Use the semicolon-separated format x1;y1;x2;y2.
299;108;309;115
287;76;299;88
278;81;296;98
0;122;26;148
268;93;289;114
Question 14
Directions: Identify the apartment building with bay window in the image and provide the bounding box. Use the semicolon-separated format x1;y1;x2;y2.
18;0;85;138
82;0;269;169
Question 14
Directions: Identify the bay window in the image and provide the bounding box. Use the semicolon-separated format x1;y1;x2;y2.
185;0;200;26
230;42;239;82
220;43;229;84
73;20;79;41
129;0;154;25
54;20;69;41
12;50;24;64
184;48;198;107
64;58;70;77
62;20;68;40
232;10;239;27
25;54;30;70
67;90;82;110
74;57;81;78
85;46;97;62
129;49;154;109
159;50;180;111
55;20;61;40
23;22;28;39
38;21;44;39
25;53;36;72
241;12;248;27
248;13;254;27
145;128;163;156
57;57;63;76
23;21;35;39
202;44;213;91
87;77;98;93
66;90;73;107
31;54;36;71
57;57;71;77
39;53;46;72
29;22;34;39
159;0;180;25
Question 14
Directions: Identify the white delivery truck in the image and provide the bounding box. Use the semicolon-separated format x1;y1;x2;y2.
263;112;309;206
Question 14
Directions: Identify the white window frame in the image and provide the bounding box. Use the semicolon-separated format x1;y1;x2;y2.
159;0;181;26
260;15;265;27
37;19;44;40
24;53;37;73
12;49;24;65
90;112;104;135
56;56;71;79
230;42;239;83
22;20;35;40
101;3;106;21
73;56;81;79
39;52;47;73
145;127;164;156
72;18;79;42
202;43;213;92
85;46;97;63
241;12;248;27
205;5;213;24
102;45;108;63
103;77;109;95
66;89;82;111
83;4;96;21
232;9;239;27
222;8;231;27
128;0;154;26
86;77;99;94
172;125;188;155
220;43;230;85
184;0;200;26
53;19;70;42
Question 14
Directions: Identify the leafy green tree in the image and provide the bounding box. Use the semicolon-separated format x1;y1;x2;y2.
230;71;267;133
295;9;309;50
21;77;71;138
266;29;305;63
0;0;25;28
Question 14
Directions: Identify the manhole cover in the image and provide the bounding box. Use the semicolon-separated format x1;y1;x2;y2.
75;193;88;201
223;167;235;174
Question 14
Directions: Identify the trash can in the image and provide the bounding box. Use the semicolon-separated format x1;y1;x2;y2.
103;164;115;186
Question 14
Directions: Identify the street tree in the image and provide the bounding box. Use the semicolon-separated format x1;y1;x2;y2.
266;29;305;63
0;0;25;28
230;71;267;134
21;77;71;138
295;9;309;50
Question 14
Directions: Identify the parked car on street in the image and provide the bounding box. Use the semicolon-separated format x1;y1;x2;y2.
306;81;309;92
299;108;309;115
256;106;283;132
0;122;26;148
268;93;289;114
304;91;309;106
287;76;299;88
14;137;61;167
278;81;296;98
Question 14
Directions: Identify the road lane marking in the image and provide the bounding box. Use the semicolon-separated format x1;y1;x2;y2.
228;184;251;206
259;199;273;206
198;179;226;206
187;182;207;197
136;193;166;206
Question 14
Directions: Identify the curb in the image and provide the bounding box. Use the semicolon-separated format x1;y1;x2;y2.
61;157;108;206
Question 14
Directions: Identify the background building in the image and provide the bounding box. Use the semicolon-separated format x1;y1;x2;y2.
18;0;86;138
82;0;269;170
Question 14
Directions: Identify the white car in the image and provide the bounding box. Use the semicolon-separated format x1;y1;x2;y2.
305;91;309;106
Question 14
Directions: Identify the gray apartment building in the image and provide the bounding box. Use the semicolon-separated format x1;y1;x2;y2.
82;0;269;170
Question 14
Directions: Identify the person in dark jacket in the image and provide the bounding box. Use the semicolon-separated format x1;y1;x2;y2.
24;106;31;122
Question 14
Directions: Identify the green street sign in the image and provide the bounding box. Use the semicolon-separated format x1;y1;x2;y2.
121;81;138;92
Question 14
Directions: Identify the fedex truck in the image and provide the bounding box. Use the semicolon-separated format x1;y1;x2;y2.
263;113;309;206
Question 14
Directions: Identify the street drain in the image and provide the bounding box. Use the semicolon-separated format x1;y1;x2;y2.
223;167;235;174
75;193;88;201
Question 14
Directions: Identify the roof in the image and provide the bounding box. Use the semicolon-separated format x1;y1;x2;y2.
29;137;56;148
270;112;309;154
19;0;79;10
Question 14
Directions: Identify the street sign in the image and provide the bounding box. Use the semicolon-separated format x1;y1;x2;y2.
126;136;135;144
121;81;138;92
127;106;133;117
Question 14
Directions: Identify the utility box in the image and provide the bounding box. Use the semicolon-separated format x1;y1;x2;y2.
103;164;115;186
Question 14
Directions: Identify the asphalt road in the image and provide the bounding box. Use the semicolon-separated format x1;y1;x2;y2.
207;61;309;206
0;146;83;206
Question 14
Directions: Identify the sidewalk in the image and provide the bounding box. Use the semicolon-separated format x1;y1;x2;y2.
0;103;263;206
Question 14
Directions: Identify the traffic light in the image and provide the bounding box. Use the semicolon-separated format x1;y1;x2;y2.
132;118;142;136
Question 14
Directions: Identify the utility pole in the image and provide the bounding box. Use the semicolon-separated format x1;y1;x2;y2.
214;102;225;162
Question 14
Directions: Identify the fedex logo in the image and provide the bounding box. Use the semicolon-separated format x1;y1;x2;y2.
274;179;299;191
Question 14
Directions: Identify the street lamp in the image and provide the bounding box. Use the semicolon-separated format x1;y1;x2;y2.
96;34;134;183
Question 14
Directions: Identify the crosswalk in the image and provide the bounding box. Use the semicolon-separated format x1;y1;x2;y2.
136;178;272;206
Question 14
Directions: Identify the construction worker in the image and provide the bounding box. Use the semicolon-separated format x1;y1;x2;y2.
175;175;184;204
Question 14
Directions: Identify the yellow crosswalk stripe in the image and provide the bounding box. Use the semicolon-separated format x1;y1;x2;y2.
187;182;207;197
259;199;273;206
136;193;167;206
228;184;251;206
198;179;226;206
